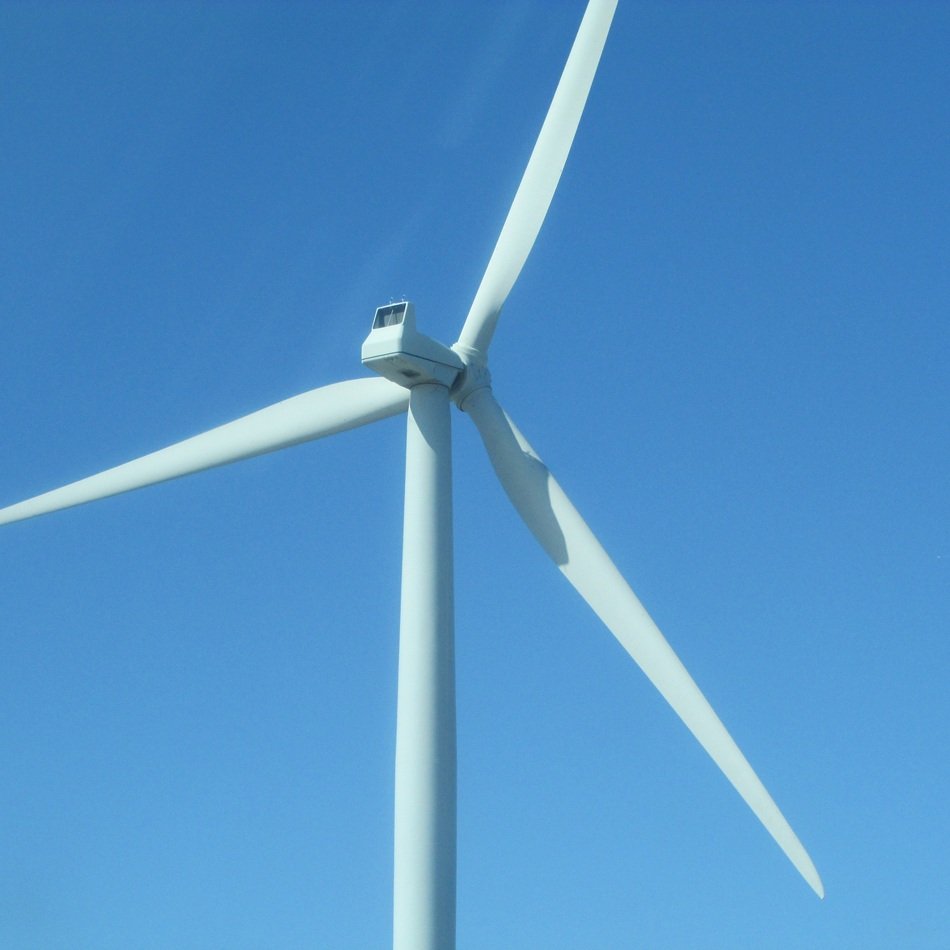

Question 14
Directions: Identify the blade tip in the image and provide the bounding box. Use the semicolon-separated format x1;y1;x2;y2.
802;863;825;899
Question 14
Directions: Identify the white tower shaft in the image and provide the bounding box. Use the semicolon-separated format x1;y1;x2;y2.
393;383;457;950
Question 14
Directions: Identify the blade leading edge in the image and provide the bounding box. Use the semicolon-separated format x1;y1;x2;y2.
0;376;408;527
463;386;824;897
455;0;617;357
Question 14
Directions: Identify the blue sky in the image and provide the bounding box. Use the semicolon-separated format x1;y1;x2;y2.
2;1;948;947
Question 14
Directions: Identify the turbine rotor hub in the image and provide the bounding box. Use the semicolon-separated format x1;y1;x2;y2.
449;345;492;412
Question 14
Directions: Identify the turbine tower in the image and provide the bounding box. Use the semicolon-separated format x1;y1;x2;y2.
1;2;822;947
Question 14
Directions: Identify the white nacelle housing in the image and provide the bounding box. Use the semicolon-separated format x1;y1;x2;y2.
362;301;463;388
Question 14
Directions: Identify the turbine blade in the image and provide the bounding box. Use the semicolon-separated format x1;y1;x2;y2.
456;0;617;357
0;376;408;527
463;386;824;898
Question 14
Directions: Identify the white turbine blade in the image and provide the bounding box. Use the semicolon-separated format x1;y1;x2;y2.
463;387;824;898
0;377;408;527
455;0;617;358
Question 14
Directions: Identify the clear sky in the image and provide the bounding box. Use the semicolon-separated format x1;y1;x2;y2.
2;1;948;947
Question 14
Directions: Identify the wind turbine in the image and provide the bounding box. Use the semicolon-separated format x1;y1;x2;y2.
1;1;823;947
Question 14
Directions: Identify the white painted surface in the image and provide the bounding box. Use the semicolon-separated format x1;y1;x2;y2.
0;377;407;526
464;385;823;897
393;383;457;949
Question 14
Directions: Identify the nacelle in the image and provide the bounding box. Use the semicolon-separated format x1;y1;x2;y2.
361;301;463;388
